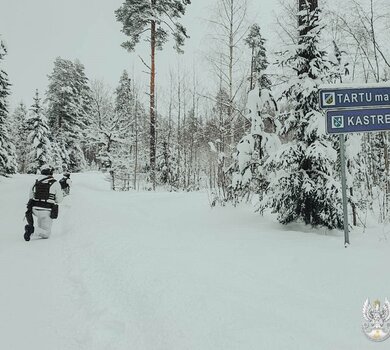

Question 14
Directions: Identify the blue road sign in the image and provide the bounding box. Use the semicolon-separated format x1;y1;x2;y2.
326;107;390;134
320;86;390;109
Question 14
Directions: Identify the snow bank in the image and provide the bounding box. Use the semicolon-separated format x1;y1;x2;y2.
0;173;389;349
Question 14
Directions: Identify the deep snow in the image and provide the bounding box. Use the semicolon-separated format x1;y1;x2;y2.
0;172;389;350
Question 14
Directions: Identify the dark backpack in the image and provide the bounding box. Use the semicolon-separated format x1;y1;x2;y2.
33;177;56;201
59;178;68;190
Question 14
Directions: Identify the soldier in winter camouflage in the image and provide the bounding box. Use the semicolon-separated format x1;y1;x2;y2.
24;165;63;241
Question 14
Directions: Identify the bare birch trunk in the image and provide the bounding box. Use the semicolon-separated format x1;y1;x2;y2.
177;71;182;188
250;47;254;91
228;0;234;146
133;98;138;190
183;79;188;189
150;9;156;190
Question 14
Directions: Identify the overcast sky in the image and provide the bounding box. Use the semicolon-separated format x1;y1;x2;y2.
0;0;279;110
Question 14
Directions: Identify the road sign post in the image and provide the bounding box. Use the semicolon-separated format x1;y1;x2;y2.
319;83;390;246
339;134;349;247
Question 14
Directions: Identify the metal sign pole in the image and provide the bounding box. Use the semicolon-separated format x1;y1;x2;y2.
339;134;350;246
319;83;390;246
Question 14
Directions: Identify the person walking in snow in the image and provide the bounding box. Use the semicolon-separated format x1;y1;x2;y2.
59;172;72;196
24;165;63;241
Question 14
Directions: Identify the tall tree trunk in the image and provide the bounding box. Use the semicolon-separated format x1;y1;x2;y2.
177;71;182;187
384;133;389;218
228;0;234;146
218;55;225;154
370;0;380;82
134;96;138;190
183;79;188;189
369;0;389;216
150;9;156;190
167;74;173;188
250;47;254;91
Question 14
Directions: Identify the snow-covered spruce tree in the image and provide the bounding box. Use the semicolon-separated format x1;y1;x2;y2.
52;139;70;172
115;70;134;127
114;70;137;172
260;3;343;229
26;90;52;174
158;118;178;190
363;132;390;221
230;87;279;203
112;72;147;190
0;38;17;176
11;102;30;173
116;0;191;189
157;138;176;188
230;25;277;203
73;59;92;168
245;24;271;91
46;57;91;172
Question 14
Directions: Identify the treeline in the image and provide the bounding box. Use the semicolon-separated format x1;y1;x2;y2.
3;57;145;177
2;0;390;229
0;45;248;191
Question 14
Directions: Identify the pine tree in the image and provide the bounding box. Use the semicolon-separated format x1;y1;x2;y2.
11;102;30;172
245;24;271;90
26;90;52;173
261;3;343;229
0;38;17;176
116;0;191;189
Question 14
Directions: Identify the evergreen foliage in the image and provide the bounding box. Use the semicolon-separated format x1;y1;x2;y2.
115;70;136;142
115;0;191;54
46;57;91;172
26;90;52;173
260;4;344;229
230;87;279;201
245;24;271;90
11;102;30;173
0;38;17;176
115;71;148;178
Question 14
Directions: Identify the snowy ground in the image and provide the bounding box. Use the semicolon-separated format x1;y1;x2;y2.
0;172;389;350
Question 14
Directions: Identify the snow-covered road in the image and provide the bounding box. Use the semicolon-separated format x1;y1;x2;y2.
0;173;389;350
